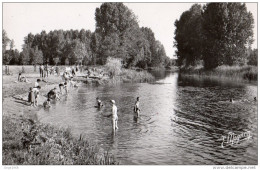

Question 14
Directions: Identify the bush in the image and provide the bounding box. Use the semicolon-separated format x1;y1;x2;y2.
105;57;122;78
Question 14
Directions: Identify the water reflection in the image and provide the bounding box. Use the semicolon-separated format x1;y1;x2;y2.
37;71;257;165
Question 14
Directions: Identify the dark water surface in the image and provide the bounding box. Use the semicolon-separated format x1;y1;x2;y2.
37;71;257;165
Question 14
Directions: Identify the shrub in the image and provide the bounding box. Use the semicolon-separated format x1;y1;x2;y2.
105;57;122;78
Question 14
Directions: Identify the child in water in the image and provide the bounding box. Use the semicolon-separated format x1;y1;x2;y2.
64;82;68;95
43;98;51;108
96;97;103;108
59;82;64;94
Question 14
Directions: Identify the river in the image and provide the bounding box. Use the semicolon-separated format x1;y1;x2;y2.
37;71;257;165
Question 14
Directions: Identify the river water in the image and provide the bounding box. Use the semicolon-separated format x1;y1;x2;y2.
37;71;257;165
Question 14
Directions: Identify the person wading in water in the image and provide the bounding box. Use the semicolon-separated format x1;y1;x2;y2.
134;97;140;119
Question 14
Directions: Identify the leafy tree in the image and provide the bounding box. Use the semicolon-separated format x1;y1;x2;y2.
174;4;203;67
19;45;30;65
9;49;20;65
30;46;44;65
202;3;254;69
3;30;11;64
2;30;10;53
10;39;15;50
95;2;147;67
247;48;257;66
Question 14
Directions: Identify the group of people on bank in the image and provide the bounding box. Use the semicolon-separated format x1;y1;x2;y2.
39;64;81;78
27;67;78;108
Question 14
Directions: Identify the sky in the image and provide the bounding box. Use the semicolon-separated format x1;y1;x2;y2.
3;2;258;58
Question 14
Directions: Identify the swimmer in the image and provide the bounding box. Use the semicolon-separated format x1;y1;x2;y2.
134;97;140;118
254;97;257;101
230;98;234;103
111;100;118;132
96;97;103;108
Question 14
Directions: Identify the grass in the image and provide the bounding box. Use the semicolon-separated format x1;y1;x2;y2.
181;65;257;82
2;114;118;165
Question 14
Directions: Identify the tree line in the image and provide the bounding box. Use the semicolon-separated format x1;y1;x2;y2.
174;3;257;69
3;2;172;69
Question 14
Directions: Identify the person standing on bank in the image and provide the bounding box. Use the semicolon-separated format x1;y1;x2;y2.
111;100;118;132
39;65;42;78
134;97;140;118
40;64;44;78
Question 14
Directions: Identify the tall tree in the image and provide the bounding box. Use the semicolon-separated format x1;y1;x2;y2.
202;3;254;69
95;2;142;66
174;4;203;67
3;30;11;64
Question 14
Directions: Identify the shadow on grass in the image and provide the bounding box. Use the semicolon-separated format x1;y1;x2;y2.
14;100;31;106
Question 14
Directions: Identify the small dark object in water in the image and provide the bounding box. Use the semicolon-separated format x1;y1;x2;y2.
254;97;257;101
230;98;233;103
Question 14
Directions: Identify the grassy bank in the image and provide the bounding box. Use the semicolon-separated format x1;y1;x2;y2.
120;69;154;83
3;114;118;165
180;65;257;82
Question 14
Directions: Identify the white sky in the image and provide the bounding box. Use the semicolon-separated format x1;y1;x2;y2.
3;2;257;58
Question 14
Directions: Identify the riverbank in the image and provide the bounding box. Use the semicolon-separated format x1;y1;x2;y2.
3;114;118;165
180;65;257;82
2;65;155;165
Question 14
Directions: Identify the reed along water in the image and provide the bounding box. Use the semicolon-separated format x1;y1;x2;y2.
37;71;257;165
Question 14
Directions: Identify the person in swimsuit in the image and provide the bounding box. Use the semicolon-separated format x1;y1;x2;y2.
64;82;68;95
134;97;140;118
111;100;118;132
59;82;64;94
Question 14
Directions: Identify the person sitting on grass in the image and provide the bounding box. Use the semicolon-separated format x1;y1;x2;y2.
43;98;51;108
35;79;41;87
18;73;29;82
